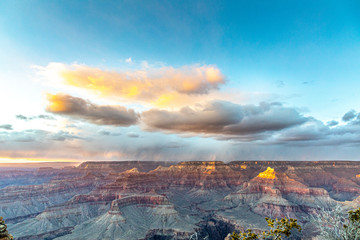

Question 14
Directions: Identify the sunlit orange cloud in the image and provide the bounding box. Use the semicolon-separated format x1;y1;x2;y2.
46;93;70;112
37;63;226;108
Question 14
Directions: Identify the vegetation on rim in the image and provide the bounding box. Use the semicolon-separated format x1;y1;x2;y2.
0;217;13;240
230;217;302;240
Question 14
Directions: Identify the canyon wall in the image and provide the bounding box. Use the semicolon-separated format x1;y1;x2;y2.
1;161;360;239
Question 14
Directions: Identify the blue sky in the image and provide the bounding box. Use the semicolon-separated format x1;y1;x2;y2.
1;0;360;162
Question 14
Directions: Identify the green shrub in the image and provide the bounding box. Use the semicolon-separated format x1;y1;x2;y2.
0;217;13;240
230;217;302;240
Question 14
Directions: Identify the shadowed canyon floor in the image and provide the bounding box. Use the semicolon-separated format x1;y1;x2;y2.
1;161;360;239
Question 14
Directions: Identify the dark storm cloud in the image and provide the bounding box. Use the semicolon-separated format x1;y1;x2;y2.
0;124;13;130
142;101;307;136
46;93;139;126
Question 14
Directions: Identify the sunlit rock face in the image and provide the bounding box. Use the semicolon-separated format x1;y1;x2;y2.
257;167;276;179
224;166;336;219
149;161;245;190
2;161;360;239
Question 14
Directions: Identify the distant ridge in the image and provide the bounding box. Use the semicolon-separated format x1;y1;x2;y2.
78;161;177;172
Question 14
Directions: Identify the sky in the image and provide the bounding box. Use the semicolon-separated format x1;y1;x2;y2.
1;0;360;162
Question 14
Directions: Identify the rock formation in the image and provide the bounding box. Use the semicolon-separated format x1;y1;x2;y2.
1;161;360;239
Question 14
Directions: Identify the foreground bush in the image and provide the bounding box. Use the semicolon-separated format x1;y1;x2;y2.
0;217;13;240
230;217;302;240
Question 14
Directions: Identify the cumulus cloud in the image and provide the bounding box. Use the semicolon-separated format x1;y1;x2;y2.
0;129;82;143
97;130;121;136
273;109;360;146
274;112;360;147
0;124;13;130
42;93;360;151
142;101;307;137
49;130;84;141
4;109;360;161
16;114;55;121
36;62;225;107
276;118;328;142
342;110;357;122
0;125;233;161
46;93;139;126
127;132;140;138
0;128;90;160
44;95;308;141
327;120;338;126
15;115;27;120
125;57;132;64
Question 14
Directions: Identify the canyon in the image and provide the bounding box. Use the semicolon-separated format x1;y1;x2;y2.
1;161;360;239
